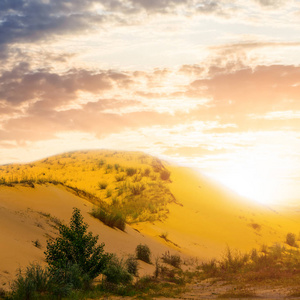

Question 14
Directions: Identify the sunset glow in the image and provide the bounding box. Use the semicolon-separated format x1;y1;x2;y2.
0;0;300;206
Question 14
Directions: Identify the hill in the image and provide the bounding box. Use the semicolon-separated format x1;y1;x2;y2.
0;150;299;290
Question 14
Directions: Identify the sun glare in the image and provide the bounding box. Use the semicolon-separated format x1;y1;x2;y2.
208;156;296;206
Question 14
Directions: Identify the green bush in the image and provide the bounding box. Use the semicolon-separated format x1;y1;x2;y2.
136;244;151;264
10;263;50;300
161;251;181;268
103;255;133;284
45;208;112;281
91;207;126;231
126;255;139;276
49;263;91;297
286;232;297;247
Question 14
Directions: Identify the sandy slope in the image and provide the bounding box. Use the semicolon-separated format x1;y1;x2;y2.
132;166;300;259
0;161;299;291
0;184;176;290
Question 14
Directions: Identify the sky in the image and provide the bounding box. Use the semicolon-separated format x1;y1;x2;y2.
0;0;300;205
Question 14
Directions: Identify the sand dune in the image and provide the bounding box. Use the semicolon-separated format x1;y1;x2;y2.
0;184;179;290
132;166;300;259
0;151;299;290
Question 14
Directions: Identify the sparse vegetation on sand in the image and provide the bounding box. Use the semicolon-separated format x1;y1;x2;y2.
200;243;300;285
5;210;300;300
136;244;152;264
0;150;178;224
3;208;187;300
90;207;126;231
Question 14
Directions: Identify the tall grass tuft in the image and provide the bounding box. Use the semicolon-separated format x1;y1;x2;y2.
10;263;50;300
91;207;126;231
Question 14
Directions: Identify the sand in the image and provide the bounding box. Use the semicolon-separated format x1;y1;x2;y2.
0;184;178;290
0;162;299;291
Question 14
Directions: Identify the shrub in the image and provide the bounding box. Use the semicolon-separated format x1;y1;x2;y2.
98;159;106;168
201;259;218;277
161;251;181;268
91;207;126;231
286;233;297;247
126;255;139;276
10;263;50;300
129;183;145;195
103;255;133;284
219;248;249;273
160;170;171;181
115;174;126;182
136;244;151;264
49;263;91;296
132;174;142;182
126;168;137;176
0;288;6;298
98;181;108;190
45;208;112;281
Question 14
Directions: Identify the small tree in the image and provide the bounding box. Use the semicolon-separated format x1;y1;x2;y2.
45;208;111;281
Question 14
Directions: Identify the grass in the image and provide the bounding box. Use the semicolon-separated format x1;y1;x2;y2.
161;251;181;268
90;207;126;231
217;288;257;298
98;181;108;190
0;150;177;224
200;243;300;286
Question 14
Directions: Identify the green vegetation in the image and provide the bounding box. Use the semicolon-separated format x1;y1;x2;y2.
125;255;139;276
126;167;137;176
10;263;50;300
161;251;181;268
4;208;188;300
98;181;108;190
6;208;112;299
286;232;297;247
200;243;300;283
90;207;126;231
0;150;178;224
45;208;111;281
103;255;133;284
136;244;151;264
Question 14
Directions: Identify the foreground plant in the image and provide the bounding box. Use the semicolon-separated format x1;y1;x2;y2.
45;207;112;281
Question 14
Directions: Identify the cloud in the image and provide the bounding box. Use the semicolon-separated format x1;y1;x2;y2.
254;0;287;8
249;110;300;120
189;64;300;114
0;0;111;58
0;63;135;107
1;57;300;146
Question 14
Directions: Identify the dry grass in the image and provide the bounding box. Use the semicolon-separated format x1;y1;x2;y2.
0;150;176;223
